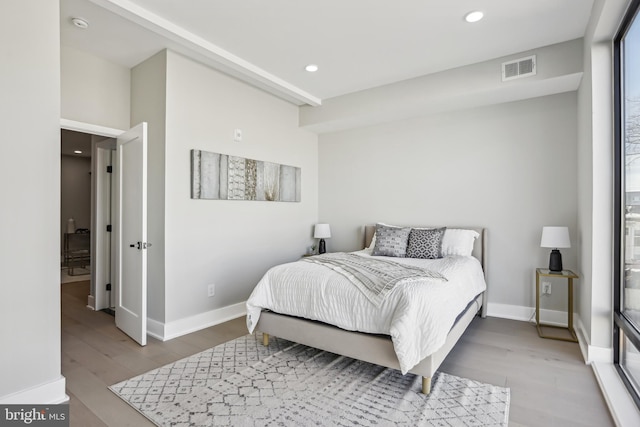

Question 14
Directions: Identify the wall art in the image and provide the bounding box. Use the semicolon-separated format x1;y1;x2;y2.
191;149;301;202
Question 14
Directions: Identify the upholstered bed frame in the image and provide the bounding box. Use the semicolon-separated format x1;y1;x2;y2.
255;225;488;394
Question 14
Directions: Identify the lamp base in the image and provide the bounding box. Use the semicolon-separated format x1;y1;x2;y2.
318;239;326;254
549;249;563;272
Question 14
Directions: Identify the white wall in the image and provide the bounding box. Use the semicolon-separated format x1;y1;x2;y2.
131;50;168;323
60;155;92;253
318;92;578;313
61;45;130;130
163;51;319;324
577;41;614;351
0;0;66;403
576;0;629;354
577;39;595;346
573;3;640;424
301;39;583;134
130;50;319;335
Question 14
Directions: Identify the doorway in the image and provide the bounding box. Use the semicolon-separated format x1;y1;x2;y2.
60;119;149;346
60;119;125;316
60;129;92;283
60;128;116;313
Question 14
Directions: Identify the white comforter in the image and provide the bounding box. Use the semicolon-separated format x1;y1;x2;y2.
246;251;486;374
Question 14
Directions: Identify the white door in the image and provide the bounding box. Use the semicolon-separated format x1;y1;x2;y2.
92;139;114;311
114;122;148;346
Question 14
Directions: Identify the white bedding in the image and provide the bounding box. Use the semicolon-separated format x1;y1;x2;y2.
246;251;486;374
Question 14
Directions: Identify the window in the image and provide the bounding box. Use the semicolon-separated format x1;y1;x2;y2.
615;0;640;409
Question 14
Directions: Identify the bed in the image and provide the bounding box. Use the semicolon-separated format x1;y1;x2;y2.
246;224;488;394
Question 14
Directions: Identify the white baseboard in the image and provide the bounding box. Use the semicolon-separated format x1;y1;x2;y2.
488;303;613;363
573;316;612;365
146;318;165;341
574;315;592;363
86;295;96;311
486;302;533;321
147;301;247;341
486;302;573;326
0;376;68;405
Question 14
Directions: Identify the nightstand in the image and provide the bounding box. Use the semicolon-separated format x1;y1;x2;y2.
535;268;578;342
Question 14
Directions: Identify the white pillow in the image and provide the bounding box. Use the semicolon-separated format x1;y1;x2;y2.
441;229;479;256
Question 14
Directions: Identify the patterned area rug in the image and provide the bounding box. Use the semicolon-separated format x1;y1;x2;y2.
109;334;510;426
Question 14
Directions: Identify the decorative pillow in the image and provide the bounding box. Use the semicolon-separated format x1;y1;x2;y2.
372;224;411;257
406;227;446;259
366;222;400;251
365;222;400;250
441;229;480;256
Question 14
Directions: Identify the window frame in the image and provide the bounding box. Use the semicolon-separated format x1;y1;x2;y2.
614;0;640;410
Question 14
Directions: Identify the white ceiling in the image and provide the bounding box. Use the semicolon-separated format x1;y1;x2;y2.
60;0;595;105
61;129;92;157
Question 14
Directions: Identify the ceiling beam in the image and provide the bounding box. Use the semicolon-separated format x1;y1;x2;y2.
89;0;322;106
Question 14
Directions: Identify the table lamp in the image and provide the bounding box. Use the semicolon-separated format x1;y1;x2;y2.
314;224;331;254
540;226;571;272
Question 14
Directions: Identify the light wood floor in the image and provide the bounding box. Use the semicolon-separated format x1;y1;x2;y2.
62;281;613;426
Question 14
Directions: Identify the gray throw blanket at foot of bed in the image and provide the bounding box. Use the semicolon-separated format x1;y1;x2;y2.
303;253;447;307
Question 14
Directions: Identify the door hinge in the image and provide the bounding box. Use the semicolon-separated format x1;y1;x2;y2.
106;224;112;232
106;165;113;173
106;283;111;291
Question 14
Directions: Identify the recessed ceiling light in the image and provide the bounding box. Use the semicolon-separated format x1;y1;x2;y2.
305;64;319;72
74;150;82;154
71;17;89;29
464;11;484;23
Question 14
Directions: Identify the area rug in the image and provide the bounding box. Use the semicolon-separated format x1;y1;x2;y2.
109;334;510;426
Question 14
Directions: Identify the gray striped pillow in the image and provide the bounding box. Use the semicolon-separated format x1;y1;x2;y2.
372;224;411;257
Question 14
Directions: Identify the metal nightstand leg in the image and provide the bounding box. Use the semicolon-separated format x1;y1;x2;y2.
535;270;578;343
536;272;541;328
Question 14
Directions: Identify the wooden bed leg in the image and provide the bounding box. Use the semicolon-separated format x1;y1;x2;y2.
262;333;269;346
422;376;432;395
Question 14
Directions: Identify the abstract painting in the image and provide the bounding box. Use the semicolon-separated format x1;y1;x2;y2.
191;149;301;202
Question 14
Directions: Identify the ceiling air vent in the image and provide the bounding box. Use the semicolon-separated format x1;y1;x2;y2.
502;55;536;81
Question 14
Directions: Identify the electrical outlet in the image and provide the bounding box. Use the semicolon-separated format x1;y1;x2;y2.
542;281;552;296
207;283;215;297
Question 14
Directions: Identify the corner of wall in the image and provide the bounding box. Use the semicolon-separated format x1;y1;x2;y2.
130;49;168;324
575;314;612;364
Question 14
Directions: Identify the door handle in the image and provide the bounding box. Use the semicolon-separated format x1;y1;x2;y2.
129;242;152;250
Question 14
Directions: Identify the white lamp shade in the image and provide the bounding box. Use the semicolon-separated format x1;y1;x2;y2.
314;223;331;239
540;226;571;248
